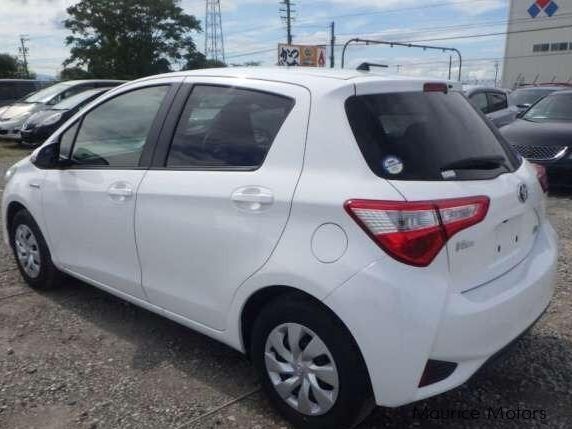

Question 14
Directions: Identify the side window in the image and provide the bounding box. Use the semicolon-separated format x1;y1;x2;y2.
166;85;294;168
488;92;508;112
59;122;80;160
70;85;169;167
469;92;489;114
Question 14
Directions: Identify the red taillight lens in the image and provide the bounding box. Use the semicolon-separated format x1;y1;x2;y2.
531;163;549;193
345;197;490;267
423;82;448;93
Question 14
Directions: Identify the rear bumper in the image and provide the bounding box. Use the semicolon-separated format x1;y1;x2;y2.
324;221;557;407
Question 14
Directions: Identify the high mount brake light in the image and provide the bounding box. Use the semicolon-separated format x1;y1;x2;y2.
345;197;490;267
423;82;449;93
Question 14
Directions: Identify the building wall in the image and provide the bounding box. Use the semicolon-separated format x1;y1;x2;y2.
502;0;572;88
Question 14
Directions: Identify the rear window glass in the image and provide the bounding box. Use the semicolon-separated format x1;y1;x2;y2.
345;91;518;181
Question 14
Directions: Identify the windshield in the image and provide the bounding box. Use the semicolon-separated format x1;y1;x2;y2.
24;82;72;103
509;88;557;107
523;93;572;122
52;88;104;110
345;91;518;181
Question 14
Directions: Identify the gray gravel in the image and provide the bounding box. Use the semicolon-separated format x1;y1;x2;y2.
0;141;571;428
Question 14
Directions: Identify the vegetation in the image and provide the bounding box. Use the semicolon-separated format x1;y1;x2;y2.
63;0;206;79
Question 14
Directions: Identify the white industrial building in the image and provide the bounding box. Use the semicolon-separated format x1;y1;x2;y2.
502;0;572;88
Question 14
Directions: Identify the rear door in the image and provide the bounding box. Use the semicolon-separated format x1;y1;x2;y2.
135;78;310;330
486;91;514;128
349;83;544;292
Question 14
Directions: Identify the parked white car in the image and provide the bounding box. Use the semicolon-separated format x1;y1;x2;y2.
2;69;557;429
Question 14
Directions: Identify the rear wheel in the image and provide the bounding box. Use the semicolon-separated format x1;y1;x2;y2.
10;209;61;290
251;294;374;429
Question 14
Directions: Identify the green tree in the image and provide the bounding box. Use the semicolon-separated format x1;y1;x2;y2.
59;67;93;80
183;51;226;70
0;53;20;78
63;0;202;79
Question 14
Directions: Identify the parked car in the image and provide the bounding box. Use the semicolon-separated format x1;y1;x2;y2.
502;90;572;185
509;85;569;113
20;87;113;146
464;85;517;128
0;80;124;141
0;79;52;108
2;69;557;429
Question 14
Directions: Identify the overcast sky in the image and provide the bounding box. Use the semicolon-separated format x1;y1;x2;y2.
0;0;510;81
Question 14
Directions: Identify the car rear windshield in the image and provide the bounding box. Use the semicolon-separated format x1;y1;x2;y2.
345;91;519;181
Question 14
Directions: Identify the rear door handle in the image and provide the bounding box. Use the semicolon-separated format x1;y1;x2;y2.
108;182;134;202
231;187;274;211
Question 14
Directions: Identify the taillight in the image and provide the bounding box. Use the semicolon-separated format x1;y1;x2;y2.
531;163;549;193
345;197;489;267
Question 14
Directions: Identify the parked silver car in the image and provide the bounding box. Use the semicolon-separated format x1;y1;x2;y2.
0;80;124;141
464;85;518;128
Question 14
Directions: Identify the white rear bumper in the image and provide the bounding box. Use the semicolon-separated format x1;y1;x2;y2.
324;221;557;407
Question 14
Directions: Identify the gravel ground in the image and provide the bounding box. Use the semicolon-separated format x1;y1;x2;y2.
0;139;571;428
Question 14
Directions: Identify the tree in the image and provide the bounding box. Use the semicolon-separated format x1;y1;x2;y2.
0;53;20;78
63;0;201;80
59;67;93;80
183;51;226;70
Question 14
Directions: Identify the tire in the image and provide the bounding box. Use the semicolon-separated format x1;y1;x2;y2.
9;209;61;290
251;294;374;429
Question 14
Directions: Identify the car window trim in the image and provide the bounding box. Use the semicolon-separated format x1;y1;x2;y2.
150;82;296;172
55;82;180;171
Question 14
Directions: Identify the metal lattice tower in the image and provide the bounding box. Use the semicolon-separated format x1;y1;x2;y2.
204;0;225;63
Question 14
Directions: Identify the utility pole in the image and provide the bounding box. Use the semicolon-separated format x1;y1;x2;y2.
280;0;294;45
494;61;500;87
19;35;30;78
329;21;335;68
448;55;452;80
395;64;402;74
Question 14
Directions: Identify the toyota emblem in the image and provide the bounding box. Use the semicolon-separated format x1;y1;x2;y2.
518;183;529;203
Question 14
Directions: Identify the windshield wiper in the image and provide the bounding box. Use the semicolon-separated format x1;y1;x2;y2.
441;155;508;171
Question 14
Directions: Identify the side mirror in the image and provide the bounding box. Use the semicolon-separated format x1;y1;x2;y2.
516;104;530;110
31;143;60;169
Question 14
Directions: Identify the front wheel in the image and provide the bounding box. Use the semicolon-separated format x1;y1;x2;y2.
251;295;374;429
10;209;61;290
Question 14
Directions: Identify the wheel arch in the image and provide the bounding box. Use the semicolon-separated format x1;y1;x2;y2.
6;201;28;238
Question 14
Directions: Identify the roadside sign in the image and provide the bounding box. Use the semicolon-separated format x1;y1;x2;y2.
278;44;327;67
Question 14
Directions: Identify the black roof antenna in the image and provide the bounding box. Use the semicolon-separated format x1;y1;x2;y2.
357;62;389;71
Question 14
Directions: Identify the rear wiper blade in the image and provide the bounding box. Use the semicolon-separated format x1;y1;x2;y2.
441;155;508;171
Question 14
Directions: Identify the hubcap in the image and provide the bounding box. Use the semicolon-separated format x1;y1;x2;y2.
14;224;41;279
264;323;339;416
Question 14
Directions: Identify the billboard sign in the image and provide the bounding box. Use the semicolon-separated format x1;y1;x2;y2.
278;44;327;67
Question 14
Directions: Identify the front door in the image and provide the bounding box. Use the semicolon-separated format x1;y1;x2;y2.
135;80;310;329
42;83;174;299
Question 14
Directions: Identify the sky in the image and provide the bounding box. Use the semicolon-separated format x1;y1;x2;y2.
0;0;512;82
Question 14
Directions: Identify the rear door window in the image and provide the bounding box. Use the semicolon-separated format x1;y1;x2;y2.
468;92;489;113
488;92;508;112
345;91;519;181
166;85;294;169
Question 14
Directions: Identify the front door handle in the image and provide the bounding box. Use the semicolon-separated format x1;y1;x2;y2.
108;182;134;202
231;187;274;211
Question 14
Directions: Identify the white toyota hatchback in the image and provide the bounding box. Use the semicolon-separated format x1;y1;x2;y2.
2;68;557;429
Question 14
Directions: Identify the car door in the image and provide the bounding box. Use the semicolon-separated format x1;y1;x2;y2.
135;79;310;330
41;79;181;299
487;91;514;127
